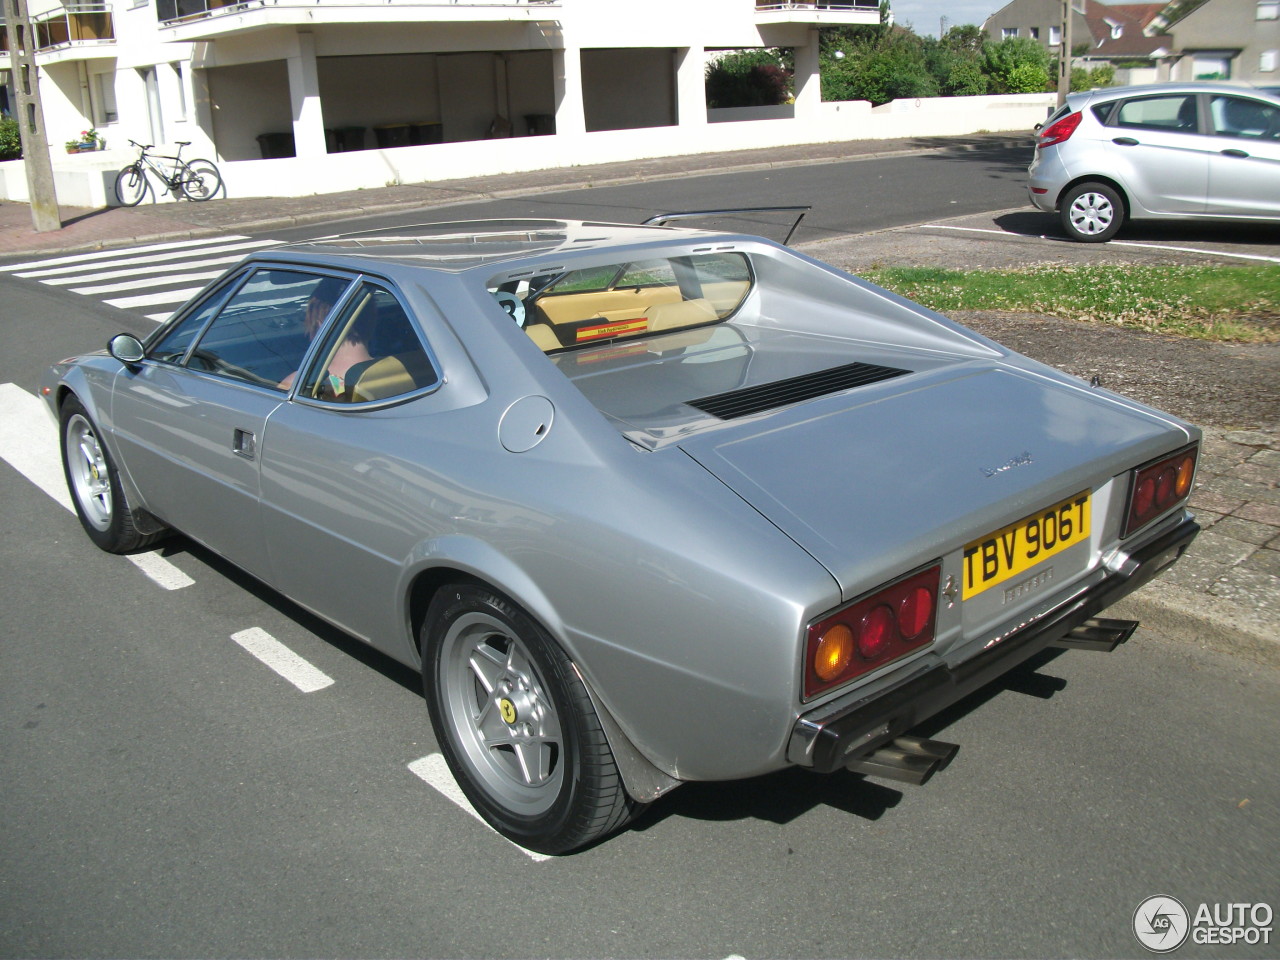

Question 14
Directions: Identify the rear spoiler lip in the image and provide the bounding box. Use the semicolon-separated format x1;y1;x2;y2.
641;207;811;246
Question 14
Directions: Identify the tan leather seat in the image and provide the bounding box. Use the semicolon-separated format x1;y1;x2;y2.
645;298;717;332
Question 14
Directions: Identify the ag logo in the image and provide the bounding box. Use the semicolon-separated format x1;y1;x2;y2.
1134;895;1190;953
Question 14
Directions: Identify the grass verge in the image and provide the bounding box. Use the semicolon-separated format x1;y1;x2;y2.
862;263;1280;342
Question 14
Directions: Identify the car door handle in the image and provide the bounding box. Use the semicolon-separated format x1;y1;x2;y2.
1220;148;1250;158
1112;137;1139;146
233;428;256;460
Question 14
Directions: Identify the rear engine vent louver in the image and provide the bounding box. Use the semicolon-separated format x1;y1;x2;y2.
688;361;911;420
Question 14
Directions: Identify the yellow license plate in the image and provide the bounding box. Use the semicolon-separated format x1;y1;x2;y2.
963;492;1091;600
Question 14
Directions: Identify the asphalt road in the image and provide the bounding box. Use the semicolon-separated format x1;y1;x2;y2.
2;148;1277;959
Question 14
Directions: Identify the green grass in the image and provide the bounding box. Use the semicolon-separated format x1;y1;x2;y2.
862;263;1280;342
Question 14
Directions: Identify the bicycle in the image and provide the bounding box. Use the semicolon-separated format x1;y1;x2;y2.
114;140;223;206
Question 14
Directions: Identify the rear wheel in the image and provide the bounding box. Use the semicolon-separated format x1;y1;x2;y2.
422;583;641;855
180;159;222;201
113;164;148;206
1061;182;1124;242
60;396;164;553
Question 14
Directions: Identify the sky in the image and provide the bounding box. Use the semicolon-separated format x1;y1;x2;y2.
890;0;1005;37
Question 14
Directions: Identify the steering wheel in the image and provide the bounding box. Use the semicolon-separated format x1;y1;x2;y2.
493;291;527;328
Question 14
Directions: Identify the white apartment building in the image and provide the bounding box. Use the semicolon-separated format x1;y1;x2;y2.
2;1;1053;204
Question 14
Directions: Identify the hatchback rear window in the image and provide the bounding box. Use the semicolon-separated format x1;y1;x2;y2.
488;253;752;353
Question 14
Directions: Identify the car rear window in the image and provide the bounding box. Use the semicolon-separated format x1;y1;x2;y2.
487;252;752;353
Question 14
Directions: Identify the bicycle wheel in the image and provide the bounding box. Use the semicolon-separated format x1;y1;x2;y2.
179;159;222;201
113;164;148;206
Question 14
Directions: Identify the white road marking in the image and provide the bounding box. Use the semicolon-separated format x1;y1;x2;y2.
0;383;193;591
231;627;334;693
922;224;1280;264
2;237;279;277
42;252;251;286
72;269;226;296
408;753;553;862
105;287;208;310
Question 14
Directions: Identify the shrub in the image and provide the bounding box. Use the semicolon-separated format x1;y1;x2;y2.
0;116;22;161
706;49;793;108
982;37;1052;93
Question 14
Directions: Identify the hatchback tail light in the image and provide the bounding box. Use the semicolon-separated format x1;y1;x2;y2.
1038;111;1082;148
1122;444;1198;538
805;565;941;700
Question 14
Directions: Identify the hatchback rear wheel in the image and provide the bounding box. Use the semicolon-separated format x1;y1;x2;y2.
1061;182;1124;242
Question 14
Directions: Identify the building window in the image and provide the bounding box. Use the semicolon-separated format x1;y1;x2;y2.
1030;26;1040;39
1258;2;1279;20
1049;25;1062;46
1192;54;1232;80
1002;27;1019;39
1261;49;1278;72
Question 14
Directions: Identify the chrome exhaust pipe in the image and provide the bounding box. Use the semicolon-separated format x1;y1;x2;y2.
846;735;960;786
1050;617;1139;652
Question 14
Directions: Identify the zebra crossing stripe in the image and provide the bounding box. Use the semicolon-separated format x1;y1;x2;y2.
72;269;228;296
41;252;253;287
12;238;280;280
0;236;261;273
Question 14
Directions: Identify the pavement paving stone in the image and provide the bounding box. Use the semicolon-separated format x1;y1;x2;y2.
2;132;1275;664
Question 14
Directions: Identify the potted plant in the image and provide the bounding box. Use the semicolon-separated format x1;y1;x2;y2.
67;128;105;152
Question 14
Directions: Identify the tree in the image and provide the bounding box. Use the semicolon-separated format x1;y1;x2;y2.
820;27;937;105
982;37;1052;93
705;49;793;108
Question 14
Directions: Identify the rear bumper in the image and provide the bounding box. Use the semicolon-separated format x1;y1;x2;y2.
787;516;1199;773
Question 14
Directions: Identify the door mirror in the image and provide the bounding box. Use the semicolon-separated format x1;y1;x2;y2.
108;333;146;366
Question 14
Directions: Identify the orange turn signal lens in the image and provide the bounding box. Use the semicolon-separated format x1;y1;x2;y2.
813;624;854;682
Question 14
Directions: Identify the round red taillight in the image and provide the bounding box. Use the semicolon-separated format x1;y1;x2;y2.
898;586;934;640
1133;476;1156;519
1156;466;1178;509
857;605;896;660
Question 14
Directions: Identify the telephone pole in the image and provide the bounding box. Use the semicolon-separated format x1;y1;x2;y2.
2;0;61;232
1057;0;1074;107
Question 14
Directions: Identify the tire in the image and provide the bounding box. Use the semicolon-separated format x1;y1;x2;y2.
1060;182;1125;242
180;159;222;201
422;583;641;855
60;396;164;554
113;164;148;207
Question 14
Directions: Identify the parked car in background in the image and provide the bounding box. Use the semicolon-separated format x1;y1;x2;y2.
1028;82;1280;241
44;218;1201;853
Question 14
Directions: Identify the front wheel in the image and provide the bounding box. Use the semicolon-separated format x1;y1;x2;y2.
1060;182;1125;242
180;159;222;201
60;396;164;553
113;164;148;206
422;583;641;855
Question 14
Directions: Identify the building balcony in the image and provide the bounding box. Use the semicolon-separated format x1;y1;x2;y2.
156;0;560;40
754;1;880;25
4;3;116;64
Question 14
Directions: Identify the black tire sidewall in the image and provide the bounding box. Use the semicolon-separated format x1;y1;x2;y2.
422;583;593;853
1061;182;1124;243
60;396;136;552
114;165;146;206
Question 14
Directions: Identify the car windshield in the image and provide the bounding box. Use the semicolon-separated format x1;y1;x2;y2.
487;252;752;353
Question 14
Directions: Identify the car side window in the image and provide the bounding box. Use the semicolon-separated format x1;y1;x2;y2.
296;281;439;404
184;269;350;390
1111;95;1198;132
147;278;240;364
1210;95;1280;140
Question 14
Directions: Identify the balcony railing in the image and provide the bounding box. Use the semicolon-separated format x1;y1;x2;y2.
158;0;556;27
755;2;881;11
29;2;115;50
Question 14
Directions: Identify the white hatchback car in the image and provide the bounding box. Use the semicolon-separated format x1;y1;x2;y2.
1028;82;1280;241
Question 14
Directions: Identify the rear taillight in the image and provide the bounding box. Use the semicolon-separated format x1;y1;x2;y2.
805;565;941;700
1122;444;1198;539
1038;111;1082;148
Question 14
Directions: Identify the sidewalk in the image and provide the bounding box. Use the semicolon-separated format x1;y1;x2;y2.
2;132;1276;665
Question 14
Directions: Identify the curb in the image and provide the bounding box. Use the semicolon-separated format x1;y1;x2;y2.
1109;581;1280;668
